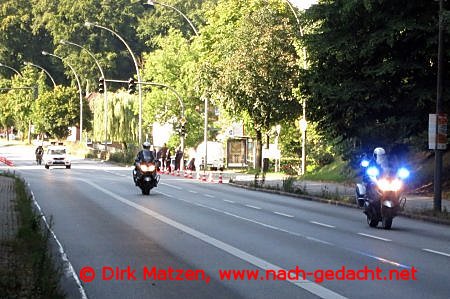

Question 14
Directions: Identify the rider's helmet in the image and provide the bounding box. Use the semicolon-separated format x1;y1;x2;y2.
373;147;386;165
143;141;151;150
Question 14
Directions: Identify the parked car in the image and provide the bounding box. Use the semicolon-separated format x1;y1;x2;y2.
44;145;71;169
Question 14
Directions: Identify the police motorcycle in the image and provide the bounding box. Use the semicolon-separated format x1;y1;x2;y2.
133;144;160;195
355;148;410;229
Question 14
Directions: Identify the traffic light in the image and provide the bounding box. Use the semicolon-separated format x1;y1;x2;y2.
128;77;136;94
180;125;186;136
98;77;105;93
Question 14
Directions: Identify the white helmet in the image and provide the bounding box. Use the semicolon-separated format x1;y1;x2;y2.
373;147;386;164
143;141;151;149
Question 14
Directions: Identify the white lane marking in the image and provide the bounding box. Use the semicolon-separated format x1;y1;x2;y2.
353;250;411;269
154;190;175;198
310;221;335;228
245;204;262;210
150;193;411;272
189;190;198;194
204;194;215;198
423;248;450;257
306;237;334;246
189;199;410;270
273;211;294;218
357;233;391;242
223;199;235;203
78;179;346;299
29;188;88;299
160;182;182;190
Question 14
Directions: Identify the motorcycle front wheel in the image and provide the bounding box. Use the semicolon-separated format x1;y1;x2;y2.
382;217;393;229
141;185;151;195
367;215;378;227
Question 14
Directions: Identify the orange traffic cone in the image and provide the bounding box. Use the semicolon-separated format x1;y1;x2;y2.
218;173;223;184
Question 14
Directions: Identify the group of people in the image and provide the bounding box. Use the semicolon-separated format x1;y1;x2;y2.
156;143;184;172
136;142;185;172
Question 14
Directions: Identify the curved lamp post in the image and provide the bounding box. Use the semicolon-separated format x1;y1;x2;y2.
0;63;22;77
23;61;57;88
60;39;108;149
84;21;143;145
42;51;84;142
145;1;199;36
146;1;200;172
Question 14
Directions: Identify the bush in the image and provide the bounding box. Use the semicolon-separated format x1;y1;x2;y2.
280;158;300;175
108;144;139;164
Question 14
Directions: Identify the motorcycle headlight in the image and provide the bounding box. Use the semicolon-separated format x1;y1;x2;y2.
377;178;403;192
391;179;403;191
397;167;410;179
366;166;379;178
140;164;156;172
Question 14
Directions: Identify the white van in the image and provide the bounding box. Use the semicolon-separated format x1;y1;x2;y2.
194;141;224;171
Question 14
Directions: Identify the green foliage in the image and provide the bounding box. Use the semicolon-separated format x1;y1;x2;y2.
302;158;356;183
200;0;302;168
0;175;65;298
90;91;138;143
141;29;203;148
301;0;449;158
33;85;79;139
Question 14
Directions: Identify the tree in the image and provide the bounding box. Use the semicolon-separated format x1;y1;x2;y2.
141;29;204;149
301;0;449;158
201;0;301;169
33;86;79;140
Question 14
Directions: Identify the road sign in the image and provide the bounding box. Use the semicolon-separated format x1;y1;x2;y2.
429;114;448;150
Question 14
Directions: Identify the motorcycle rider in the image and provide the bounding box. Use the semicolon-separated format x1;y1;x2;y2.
35;145;44;164
133;142;157;186
356;147;388;207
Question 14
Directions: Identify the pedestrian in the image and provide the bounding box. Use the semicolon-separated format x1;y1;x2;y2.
161;143;168;170
175;147;183;171
187;157;196;171
166;148;171;173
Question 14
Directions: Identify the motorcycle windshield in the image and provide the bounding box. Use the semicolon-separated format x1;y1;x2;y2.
142;150;154;162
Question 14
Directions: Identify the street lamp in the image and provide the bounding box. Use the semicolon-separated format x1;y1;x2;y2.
434;0;445;211
23;62;57;88
282;0;308;175
60;39;108;149
84;21;143;145
275;124;281;172
146;1;203;171
42;51;84;142
0;63;22;77
145;1;199;36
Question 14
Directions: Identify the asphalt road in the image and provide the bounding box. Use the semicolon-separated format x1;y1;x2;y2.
2;145;450;299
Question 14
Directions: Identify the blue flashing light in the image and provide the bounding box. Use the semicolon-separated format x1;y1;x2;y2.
367;166;379;177
360;159;370;167
397;167;410;179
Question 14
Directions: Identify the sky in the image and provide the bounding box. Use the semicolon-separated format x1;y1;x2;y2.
290;0;317;10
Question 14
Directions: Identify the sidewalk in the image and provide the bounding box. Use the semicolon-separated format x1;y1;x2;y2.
0;175;19;280
230;173;450;214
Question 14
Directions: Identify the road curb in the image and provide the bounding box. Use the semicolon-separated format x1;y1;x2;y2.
229;182;450;226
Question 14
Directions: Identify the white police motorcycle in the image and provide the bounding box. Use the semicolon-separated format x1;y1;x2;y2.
356;157;410;229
